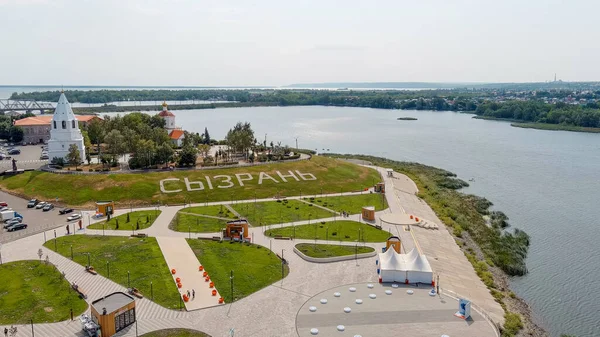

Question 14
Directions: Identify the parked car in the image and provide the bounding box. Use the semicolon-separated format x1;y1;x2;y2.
67;214;82;221
7;148;20;155
59;208;74;215
43;203;54;212
3;218;22;228
0;207;11;212
7;223;27;232
40;154;49;160
27;199;39;208
35;201;47;209
0;202;7;207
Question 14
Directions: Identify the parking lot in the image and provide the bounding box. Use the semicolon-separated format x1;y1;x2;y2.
0;190;83;244
0;143;48;172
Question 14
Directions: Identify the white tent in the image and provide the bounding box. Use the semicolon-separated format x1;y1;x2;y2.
378;248;433;284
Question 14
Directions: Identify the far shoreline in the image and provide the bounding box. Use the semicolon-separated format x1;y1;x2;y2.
472;115;600;133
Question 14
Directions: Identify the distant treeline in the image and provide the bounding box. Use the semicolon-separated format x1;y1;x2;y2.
11;89;483;111
475;101;600;128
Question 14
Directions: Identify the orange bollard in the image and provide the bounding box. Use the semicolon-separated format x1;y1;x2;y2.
415;217;419;222
177;282;182;288
218;297;224;304
199;266;204;271
183;295;189;302
205;276;210;282
203;271;208;277
209;282;214;288
212;289;217;296
176;277;181;283
171;269;176;274
410;215;413;219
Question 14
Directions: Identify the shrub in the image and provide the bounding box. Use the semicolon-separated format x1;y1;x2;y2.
501;312;523;337
76;168;83;171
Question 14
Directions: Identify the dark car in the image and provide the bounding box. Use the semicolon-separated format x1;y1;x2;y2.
59;208;74;215
27;199;39;208
0;202;8;207
7;149;20;155
43;203;54;212
7;223;27;232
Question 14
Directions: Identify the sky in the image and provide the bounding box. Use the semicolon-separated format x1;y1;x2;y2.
0;0;598;86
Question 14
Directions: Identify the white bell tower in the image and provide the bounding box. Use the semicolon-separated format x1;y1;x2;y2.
47;92;86;163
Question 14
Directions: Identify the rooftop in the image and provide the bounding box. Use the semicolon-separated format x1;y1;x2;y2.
14;115;99;127
169;129;184;140
91;292;135;314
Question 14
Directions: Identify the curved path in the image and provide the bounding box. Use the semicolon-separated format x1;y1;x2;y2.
0;166;502;337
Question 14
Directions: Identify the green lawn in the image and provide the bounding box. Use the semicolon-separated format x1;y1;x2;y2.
0;156;380;207
170;213;230;233
306;193;388;214
187;240;288;301
181;205;236;218
295;243;374;258
265;220;391;242
43;235;180;309
0;260;88;324
232;199;334;226
141;329;210;337
88;210;162;231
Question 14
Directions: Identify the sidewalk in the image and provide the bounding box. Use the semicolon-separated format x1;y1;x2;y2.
156;236;223;310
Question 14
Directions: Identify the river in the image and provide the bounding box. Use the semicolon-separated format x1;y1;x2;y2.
117;105;596;337
3;85;599;336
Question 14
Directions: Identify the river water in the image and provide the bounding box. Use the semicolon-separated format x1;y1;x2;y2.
3;85;598;336
138;105;596;337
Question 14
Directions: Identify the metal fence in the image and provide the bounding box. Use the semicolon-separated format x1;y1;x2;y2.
441;288;502;337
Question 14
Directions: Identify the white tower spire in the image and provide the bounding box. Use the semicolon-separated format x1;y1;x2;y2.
47;92;86;163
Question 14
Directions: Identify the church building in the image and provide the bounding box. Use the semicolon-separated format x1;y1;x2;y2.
47;92;86;163
158;102;185;147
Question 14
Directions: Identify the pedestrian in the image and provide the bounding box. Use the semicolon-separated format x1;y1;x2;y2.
187;290;190;298
4;327;8;337
192;289;195;299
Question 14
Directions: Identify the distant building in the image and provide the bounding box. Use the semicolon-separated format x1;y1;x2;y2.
47;92;86;162
157;102;185;147
15;114;99;144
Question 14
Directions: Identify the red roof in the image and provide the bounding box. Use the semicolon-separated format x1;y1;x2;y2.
158;110;175;117
14;115;101;126
169;129;184;140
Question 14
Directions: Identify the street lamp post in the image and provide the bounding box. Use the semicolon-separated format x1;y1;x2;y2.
127;271;130;288
70;245;73;260
107;261;110;278
230;270;234;303
54;230;57;251
86;253;90;268
281;249;285;282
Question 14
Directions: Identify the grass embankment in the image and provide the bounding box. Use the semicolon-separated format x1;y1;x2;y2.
232;199;334;226
187;240;288;301
325;154;529;337
511;122;600;133
140;329;211;337
43;236;180;309
304;193;388;214
0;260;88;324
0;156;379;207
265;220;391;242
170;205;236;233
295;243;374;258
88;210;161;231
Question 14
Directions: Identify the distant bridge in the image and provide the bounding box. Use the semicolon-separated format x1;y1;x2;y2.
0;99;55;113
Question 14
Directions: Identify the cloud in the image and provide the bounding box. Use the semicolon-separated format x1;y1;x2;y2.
310;45;366;52
0;0;49;5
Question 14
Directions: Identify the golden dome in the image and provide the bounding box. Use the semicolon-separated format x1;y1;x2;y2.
162;101;168;108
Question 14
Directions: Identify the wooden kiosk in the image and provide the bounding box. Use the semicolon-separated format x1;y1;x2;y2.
386;236;402;253
96;201;115;216
225;219;249;241
91;292;136;337
361;206;376;221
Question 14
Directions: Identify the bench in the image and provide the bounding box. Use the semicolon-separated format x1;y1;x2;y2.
129;287;144;299
71;283;88;299
131;233;147;238
85;266;98;275
212;236;221;241
273;236;292;240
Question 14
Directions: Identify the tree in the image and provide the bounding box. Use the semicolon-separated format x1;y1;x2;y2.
67;144;82;169
87;119;104;154
197;144;211;158
9;126;23;143
178;144;197;167
203;127;211;144
104;129;126;160
155;142;174;165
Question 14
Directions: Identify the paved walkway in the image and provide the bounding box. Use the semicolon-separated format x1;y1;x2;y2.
0;165;503;337
156;236;223;311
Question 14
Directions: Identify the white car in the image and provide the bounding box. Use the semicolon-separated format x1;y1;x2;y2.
35;202;47;209
67;214;82;221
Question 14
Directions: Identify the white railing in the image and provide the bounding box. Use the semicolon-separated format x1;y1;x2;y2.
441;288;502;337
